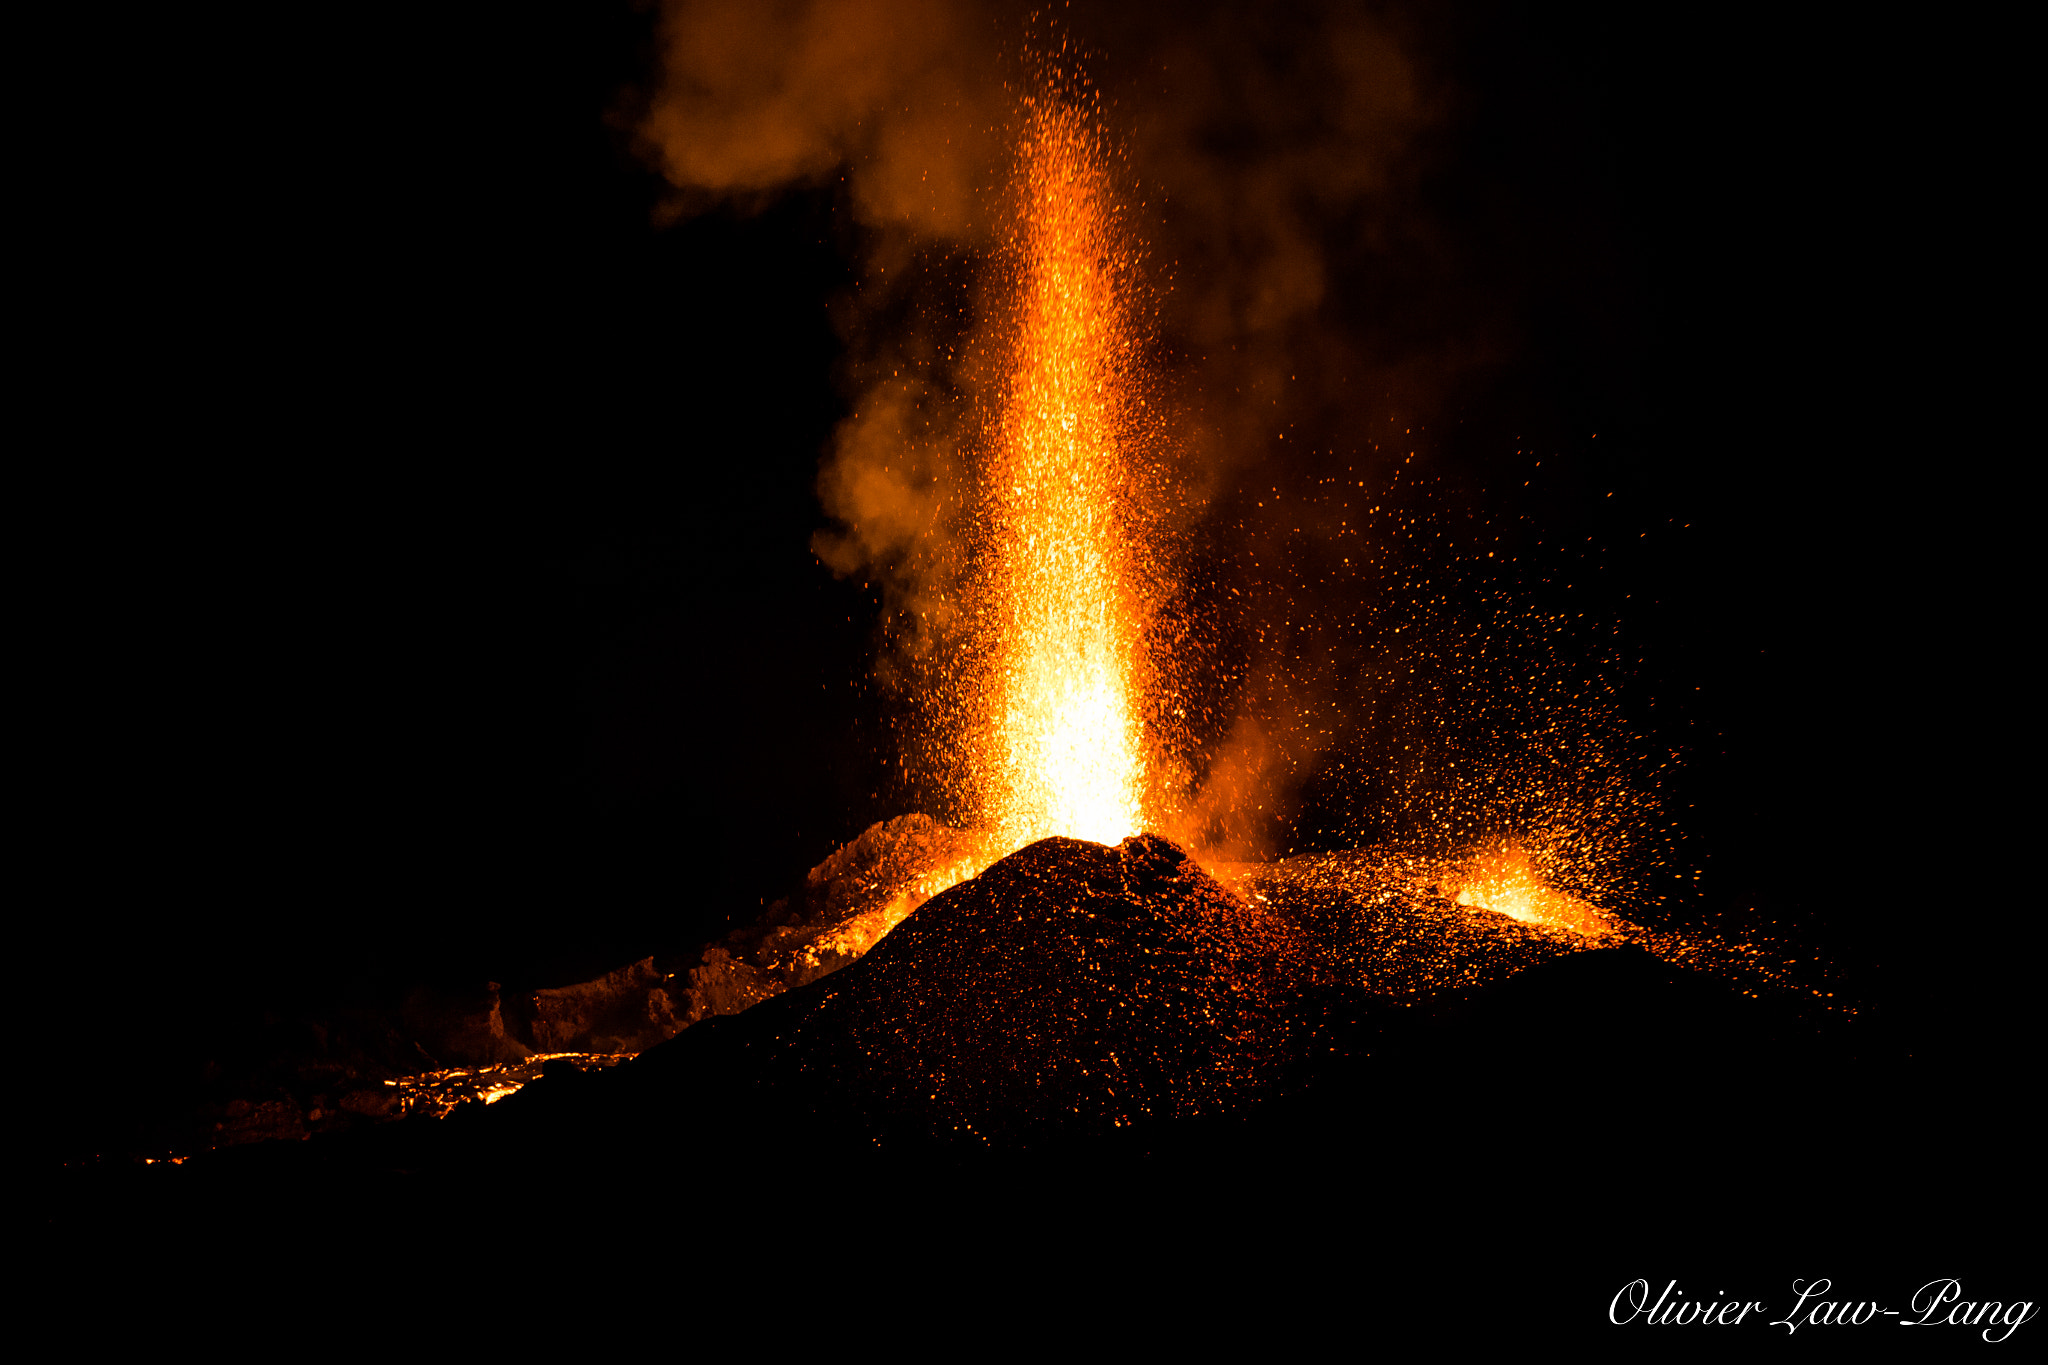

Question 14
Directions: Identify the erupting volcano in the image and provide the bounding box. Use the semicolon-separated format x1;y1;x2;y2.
87;72;1847;1171
52;8;2022;1337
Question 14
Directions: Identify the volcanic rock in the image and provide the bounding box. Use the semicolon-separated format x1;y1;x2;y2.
399;981;532;1066
510;957;683;1054
336;1086;398;1119
625;832;1301;1148
213;1097;306;1147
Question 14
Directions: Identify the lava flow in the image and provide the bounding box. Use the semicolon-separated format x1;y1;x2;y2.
976;92;1156;852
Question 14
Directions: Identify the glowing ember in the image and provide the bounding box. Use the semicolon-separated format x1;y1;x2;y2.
979;94;1153;851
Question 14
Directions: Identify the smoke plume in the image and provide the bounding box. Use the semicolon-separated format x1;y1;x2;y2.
637;0;1646;864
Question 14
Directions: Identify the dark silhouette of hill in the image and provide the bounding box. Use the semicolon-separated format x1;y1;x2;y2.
42;833;2033;1330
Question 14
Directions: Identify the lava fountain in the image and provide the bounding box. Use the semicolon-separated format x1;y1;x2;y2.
976;94;1155;850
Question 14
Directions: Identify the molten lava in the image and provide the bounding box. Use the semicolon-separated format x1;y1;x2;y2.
1449;839;1613;937
981;95;1153;851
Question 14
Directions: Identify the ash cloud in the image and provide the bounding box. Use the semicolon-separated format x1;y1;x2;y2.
641;0;1010;237
637;0;1639;859
636;0;1448;506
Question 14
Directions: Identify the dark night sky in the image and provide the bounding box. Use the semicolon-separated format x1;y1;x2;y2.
35;2;2023;1127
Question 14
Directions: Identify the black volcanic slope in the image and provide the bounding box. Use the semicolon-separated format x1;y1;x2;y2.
609;833;1303;1150
48;830;2042;1335
89;832;1844;1187
53;831;2036;1304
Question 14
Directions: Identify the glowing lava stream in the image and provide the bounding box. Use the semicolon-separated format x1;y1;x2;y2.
983;96;1150;850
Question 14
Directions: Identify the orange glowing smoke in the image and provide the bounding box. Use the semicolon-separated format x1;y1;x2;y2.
1449;839;1614;937
979;95;1153;850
